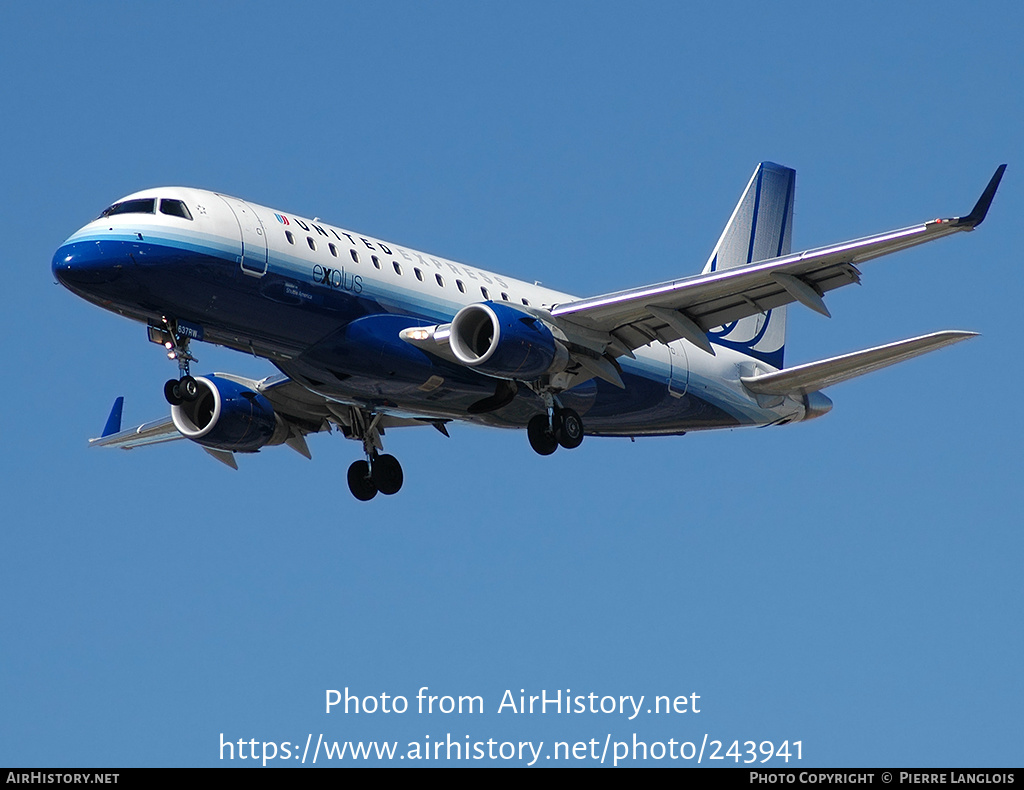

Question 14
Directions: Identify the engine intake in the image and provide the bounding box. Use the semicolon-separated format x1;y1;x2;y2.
449;302;566;380
171;375;287;452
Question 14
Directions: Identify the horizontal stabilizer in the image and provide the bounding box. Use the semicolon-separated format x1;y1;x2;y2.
740;331;978;396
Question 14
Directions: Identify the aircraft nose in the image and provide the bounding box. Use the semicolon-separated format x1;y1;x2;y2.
52;240;128;288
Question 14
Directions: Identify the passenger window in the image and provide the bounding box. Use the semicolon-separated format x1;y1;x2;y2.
285;231;295;244
522;298;530;306
393;261;402;275
481;287;490;300
371;255;381;269
307;237;317;251
435;274;445;287
456;280;466;293
500;292;509;301
414;268;424;281
100;198;156;217
329;243;338;257
350;249;359;263
159;199;193;220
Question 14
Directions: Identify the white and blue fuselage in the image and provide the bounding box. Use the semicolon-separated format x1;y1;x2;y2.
53;186;806;437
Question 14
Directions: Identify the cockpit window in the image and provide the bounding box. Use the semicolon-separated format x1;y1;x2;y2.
159;199;193;220
100;198;156;218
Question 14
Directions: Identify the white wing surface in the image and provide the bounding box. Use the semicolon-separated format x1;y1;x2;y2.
89;374;448;465
549;166;1005;358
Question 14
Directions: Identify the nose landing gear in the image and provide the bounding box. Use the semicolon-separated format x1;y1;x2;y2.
164;375;200;406
157;318;200;406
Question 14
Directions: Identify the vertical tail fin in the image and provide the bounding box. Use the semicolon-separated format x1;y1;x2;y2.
702;162;795;368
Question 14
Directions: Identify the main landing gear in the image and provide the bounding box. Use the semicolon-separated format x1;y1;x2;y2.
347;453;403;502
527;405;584;456
336;406;405;502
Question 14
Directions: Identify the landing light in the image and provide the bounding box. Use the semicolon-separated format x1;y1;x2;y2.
407;328;430;341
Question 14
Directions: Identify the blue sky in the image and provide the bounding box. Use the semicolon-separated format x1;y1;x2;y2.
2;1;1021;767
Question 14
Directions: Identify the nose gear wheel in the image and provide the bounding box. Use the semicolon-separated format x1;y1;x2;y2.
158;318;201;406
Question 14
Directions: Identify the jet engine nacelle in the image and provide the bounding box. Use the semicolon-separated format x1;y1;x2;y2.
449;301;568;380
171;375;288;452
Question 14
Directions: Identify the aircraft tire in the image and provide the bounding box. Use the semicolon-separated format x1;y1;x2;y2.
179;375;199;402
164;379;183;406
556;408;584;449
371;454;404;496
527;414;558;456
348;460;378;501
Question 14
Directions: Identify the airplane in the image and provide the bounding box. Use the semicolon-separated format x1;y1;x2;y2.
52;162;1005;500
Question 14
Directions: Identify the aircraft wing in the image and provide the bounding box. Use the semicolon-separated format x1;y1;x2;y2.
89;374;450;466
253;374;452;435
549;166;1005;357
89;411;181;449
88;374;330;451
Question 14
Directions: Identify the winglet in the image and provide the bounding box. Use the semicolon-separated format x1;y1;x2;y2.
101;397;125;438
958;164;1006;228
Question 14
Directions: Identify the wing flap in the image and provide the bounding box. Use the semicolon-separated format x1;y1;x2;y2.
740;331;978;396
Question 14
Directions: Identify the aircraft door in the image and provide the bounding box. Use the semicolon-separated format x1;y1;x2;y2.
668;341;688;398
221;197;269;276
